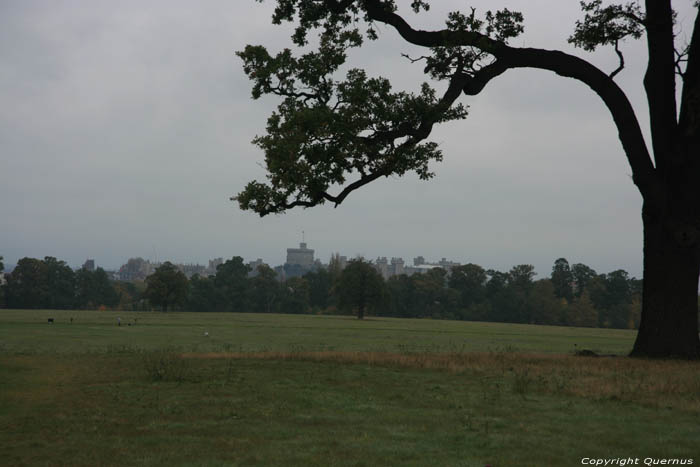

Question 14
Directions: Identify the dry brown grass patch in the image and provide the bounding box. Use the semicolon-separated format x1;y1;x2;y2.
183;350;700;411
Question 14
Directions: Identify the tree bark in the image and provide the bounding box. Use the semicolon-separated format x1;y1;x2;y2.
631;198;700;358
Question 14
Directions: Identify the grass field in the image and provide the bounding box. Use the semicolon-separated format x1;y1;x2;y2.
1;310;699;466
0;309;636;355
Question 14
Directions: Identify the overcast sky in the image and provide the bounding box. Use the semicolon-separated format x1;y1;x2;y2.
1;1;696;277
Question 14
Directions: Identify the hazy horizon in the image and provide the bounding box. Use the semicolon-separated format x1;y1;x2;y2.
0;242;643;280
4;1;693;279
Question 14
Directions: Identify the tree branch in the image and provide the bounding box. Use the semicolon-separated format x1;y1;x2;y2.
401;53;430;64
235;66;471;216
610;40;625;79
461;60;509;96
362;0;659;200
679;7;700;140
317;70;471;209
674;46;689;78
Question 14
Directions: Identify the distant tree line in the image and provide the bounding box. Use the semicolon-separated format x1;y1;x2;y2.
1;254;652;330
0;256;146;311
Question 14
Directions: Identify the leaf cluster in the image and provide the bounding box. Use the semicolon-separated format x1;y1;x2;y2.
236;2;471;216
237;2;541;215
422;8;524;81
236;62;467;214
144;262;189;311
262;0;366;46
261;0;434;45
568;0;645;52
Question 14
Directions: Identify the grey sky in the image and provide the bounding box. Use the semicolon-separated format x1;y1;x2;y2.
1;1;696;277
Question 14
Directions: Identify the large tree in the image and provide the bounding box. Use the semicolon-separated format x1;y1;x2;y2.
144;262;189;312
4;257;75;310
214;257;252;312
551;258;574;303
234;1;700;358
336;259;385;319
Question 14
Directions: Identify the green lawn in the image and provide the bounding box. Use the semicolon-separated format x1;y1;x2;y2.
1;310;698;466
0;309;636;355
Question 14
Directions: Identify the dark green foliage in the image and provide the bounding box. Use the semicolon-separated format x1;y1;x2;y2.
336;259;385;319
250;265;281;313
566;291;599;327
234;3;474;216
5;257;75;309
551;258;574;302
188;274;224;313
9;258;50;309
112;281;146;311
410;268;457;319
233;2;532;216
280;276;311;314
591;270;635;328
1;253;648;329
0;255;5;308
304;268;333;310
75;267;120;309
508;264;536;291
571;263;597;299
483;269;516;323
386;274;418;318
529;280;566;325
569;0;645;52
448;263;487;308
43;257;76;309
214;257;251;312
379;259;641;329
144;262;189;312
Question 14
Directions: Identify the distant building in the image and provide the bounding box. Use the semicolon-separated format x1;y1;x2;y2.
283;242;319;278
437;258;460;272
207;258;223;276
375;257;405;279
376;257;389;279
82;259;95;272
117;257;153;281
178;263;206;279
286;242;314;267
403;256;460;276
391;257;405;276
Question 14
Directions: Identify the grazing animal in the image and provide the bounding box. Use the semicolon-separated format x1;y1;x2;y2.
47;318;54;324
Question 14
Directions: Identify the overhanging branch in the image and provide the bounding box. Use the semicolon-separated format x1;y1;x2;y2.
362;0;659;200
235;66;471;216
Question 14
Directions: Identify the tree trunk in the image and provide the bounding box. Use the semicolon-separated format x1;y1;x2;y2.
631;200;700;358
358;304;365;320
